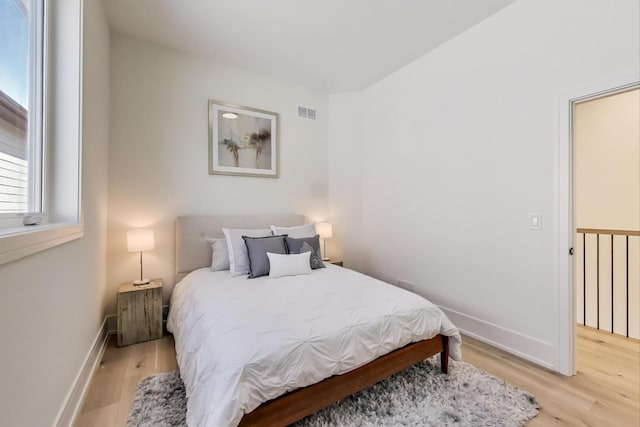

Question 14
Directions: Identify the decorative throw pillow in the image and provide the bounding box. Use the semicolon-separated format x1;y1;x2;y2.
267;252;312;279
270;223;316;238
284;235;325;269
223;228;272;276
206;238;230;271
243;235;288;278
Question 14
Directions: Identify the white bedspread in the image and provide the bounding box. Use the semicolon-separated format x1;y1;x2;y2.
167;265;462;427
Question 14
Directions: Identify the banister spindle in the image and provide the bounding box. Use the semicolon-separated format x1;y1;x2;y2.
626;235;629;338
611;234;614;334
583;232;586;326
597;234;600;330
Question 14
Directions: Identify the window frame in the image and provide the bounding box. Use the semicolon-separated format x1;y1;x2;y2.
0;0;44;223
28;0;45;218
0;0;84;265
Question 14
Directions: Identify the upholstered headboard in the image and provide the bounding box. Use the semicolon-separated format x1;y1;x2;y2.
175;214;305;283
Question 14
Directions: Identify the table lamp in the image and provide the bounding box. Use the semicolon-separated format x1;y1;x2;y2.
316;222;333;261
127;229;155;285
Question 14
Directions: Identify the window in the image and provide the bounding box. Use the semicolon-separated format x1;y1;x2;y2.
0;0;83;265
0;0;43;219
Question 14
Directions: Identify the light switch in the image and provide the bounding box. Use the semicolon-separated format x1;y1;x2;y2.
530;213;542;230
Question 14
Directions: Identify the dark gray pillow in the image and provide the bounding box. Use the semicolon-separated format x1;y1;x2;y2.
243;235;288;278
285;235;325;269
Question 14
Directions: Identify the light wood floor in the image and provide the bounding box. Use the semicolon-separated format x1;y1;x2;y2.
75;335;178;427
76;326;639;426
464;326;639;426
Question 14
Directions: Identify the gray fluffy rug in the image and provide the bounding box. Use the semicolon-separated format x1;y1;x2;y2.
128;356;539;426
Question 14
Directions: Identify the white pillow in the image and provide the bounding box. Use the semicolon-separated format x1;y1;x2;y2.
206;238;229;271
223;228;272;276
270;223;316;238
267;252;312;279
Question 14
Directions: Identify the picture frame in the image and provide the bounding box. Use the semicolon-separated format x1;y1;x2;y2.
208;100;279;177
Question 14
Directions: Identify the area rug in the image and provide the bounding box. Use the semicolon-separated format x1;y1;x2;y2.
128;356;539;426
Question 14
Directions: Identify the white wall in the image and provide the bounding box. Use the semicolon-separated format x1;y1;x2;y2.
329;0;640;369
82;0;111;320
575;89;640;230
107;34;329;310
328;92;364;270
0;0;110;425
574;89;639;338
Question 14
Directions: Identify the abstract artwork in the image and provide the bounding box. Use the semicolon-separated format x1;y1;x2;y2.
208;100;278;177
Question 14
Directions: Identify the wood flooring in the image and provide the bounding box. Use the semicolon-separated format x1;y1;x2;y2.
75;336;177;427
76;325;639;426
464;326;639;426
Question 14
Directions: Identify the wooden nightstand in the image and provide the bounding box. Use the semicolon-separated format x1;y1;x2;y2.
327;259;343;267
117;279;163;347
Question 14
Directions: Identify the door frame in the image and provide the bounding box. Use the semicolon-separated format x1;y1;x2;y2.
556;75;639;376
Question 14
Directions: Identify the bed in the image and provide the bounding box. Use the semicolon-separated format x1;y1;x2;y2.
167;215;462;426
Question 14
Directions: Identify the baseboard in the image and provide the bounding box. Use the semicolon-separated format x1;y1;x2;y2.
440;306;556;371
53;316;110;427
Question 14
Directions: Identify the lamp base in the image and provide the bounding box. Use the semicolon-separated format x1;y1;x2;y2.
322;257;330;261
133;278;150;286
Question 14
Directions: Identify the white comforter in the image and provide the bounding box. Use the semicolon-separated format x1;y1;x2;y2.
167;265;462;427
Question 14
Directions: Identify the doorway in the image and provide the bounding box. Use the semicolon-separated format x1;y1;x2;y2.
573;88;640;339
557;77;639;376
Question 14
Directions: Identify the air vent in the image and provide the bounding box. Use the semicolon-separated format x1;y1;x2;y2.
297;105;317;120
307;108;317;120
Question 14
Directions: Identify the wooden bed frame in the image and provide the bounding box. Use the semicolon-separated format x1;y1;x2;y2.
175;215;451;427
239;335;449;426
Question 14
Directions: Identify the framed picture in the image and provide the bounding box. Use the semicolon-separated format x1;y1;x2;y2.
208;100;279;177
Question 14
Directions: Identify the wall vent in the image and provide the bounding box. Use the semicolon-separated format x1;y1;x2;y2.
297;106;317;120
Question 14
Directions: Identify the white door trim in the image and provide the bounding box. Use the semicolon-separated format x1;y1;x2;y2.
556;75;639;376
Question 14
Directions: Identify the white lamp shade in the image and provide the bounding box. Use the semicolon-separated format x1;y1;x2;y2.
127;229;155;252
316;222;333;239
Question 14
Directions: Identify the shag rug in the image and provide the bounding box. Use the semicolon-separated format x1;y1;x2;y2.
128;356;539;426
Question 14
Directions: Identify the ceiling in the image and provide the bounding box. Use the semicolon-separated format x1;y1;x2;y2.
104;0;517;93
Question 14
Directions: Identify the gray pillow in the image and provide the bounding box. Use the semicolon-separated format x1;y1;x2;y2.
224;228;272;276
206;238;230;271
243;235;288;278
285;235;325;269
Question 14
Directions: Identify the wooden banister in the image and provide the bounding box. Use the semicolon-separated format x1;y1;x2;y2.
576;228;640;236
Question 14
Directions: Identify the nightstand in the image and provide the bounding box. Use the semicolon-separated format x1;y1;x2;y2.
327;259;343;267
117;279;163;347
